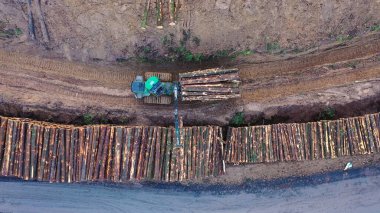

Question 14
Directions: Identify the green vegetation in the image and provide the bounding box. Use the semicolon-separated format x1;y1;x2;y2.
265;41;281;53
192;36;201;46
82;113;94;125
370;24;380;32
133;30;254;64
318;107;336;120
336;34;353;43
0;20;22;39
230;112;245;127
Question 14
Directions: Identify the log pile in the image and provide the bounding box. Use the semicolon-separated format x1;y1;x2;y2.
225;113;380;164
179;68;241;101
0;116;224;183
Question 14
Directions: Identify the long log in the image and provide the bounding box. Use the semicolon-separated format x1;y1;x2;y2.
179;68;239;79
182;94;241;101
0;118;8;171
1;120;14;176
180;72;240;85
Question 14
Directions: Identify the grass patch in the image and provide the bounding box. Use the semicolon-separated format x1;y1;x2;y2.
134;30;254;64
82;113;94;125
318;107;336;120
265;41;281;53
230;112;245;127
336;34;353;43
370;24;380;32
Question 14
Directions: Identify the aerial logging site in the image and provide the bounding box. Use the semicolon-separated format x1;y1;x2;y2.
0;0;379;185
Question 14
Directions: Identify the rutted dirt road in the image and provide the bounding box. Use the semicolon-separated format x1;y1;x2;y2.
0;33;379;126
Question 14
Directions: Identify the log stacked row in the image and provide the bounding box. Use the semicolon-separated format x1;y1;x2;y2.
179;68;241;101
0;117;224;183
225;113;380;164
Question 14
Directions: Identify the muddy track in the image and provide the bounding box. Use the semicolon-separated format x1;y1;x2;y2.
0;33;379;125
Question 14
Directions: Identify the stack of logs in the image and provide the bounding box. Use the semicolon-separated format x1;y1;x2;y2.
179;68;241;101
0;117;224;183
225;113;380;164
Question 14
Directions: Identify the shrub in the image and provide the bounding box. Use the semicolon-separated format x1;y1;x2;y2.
230;112;245;126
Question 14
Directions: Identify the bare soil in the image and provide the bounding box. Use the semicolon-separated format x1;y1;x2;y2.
203;153;380;185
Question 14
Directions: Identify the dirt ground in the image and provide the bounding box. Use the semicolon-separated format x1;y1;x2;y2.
1;0;379;62
0;32;379;126
204;153;380;185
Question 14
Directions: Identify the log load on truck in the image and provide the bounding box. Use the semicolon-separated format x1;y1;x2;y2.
131;68;241;104
131;68;241;146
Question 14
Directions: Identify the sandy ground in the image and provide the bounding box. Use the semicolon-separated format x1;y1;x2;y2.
0;33;379;126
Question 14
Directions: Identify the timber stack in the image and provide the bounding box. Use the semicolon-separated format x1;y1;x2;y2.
0;116;224;183
225;113;380;164
179;68;241;101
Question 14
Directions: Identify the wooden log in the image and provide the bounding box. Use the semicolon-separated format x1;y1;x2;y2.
68;128;76;183
121;128;131;181
81;127;91;181
191;127;197;178
321;121;329;159
98;127;111;181
369;114;380;152
217;128;224;175
1;120;14;176
163;127;172;182
49;128;59;183
302;123;309;160
9;120;19;176
35;125;44;179
182;82;240;90
44;127;54;181
15;122;26;178
204;127;211;177
76;128;85;181
130;128;142;180
328;121;336;158
38;127;50;181
355;118;366;154
148;128;157;180
94;126;106;181
30;125;38;180
366;115;375;153
169;129;178;181
181;88;240;95
180;72;240;85
289;124;296;161
106;127;115;180
154;127;162;180
335;120;342;157
182;93;241;101
113;127;122;182
316;122;323;159
56;128;62;183
160;128;167;180
294;124;303;161
346;119;354;155
144;127;154;179
179;68;239;78
360;117;371;153
0;118;8;171
88;127;99;181
137;127;149;180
